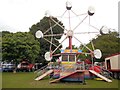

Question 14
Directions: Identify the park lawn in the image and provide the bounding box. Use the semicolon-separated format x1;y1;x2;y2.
1;72;119;88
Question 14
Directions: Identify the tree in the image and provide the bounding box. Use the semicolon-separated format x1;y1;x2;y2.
80;31;120;62
29;16;64;63
93;32;120;57
65;45;78;49
2;31;10;37
2;32;40;64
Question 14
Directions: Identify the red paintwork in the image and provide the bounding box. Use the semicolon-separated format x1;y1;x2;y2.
20;61;34;69
69;36;72;49
109;69;120;72
89;66;101;73
85;59;92;64
50;70;85;83
76;62;82;64
28;64;34;69
105;53;120;58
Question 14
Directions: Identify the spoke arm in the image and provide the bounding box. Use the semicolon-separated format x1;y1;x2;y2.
73;15;88;31
71;10;87;17
89;24;100;31
50;17;67;31
44;22;59;34
52;37;67;54
71;10;78;16
73;36;93;52
68;10;71;30
44;33;63;37
74;32;99;34
89;16;90;25
49;19;53;51
61;10;67;17
91;40;95;50
88;15;99;31
44;10;67;35
52;54;61;57
88;16;95;51
60;10;67;17
44;28;51;35
81;52;92;55
43;38;58;48
56;10;67;18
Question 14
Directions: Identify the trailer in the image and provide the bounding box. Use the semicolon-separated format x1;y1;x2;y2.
105;53;120;79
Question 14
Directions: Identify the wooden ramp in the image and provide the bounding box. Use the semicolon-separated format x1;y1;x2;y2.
35;70;53;81
89;70;112;82
50;70;84;83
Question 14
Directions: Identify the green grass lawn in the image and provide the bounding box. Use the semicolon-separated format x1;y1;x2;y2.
1;72;119;89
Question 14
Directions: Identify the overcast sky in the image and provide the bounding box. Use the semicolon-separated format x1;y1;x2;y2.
0;0;119;48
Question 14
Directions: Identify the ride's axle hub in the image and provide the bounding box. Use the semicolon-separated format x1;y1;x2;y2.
67;30;73;37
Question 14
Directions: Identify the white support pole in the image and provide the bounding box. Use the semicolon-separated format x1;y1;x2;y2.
68;55;69;62
75;55;76;62
83;61;85;70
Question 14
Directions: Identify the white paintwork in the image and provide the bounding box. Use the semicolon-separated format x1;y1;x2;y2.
105;54;120;70
89;70;112;82
35;70;53;81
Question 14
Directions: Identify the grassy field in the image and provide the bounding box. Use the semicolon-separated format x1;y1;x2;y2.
1;72;120;89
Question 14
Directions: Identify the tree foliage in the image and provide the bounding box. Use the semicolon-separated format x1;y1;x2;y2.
66;45;78;49
2;32;40;64
80;31;120;61
29;16;64;63
93;32;120;57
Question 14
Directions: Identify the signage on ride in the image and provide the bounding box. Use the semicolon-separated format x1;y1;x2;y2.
61;49;82;53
